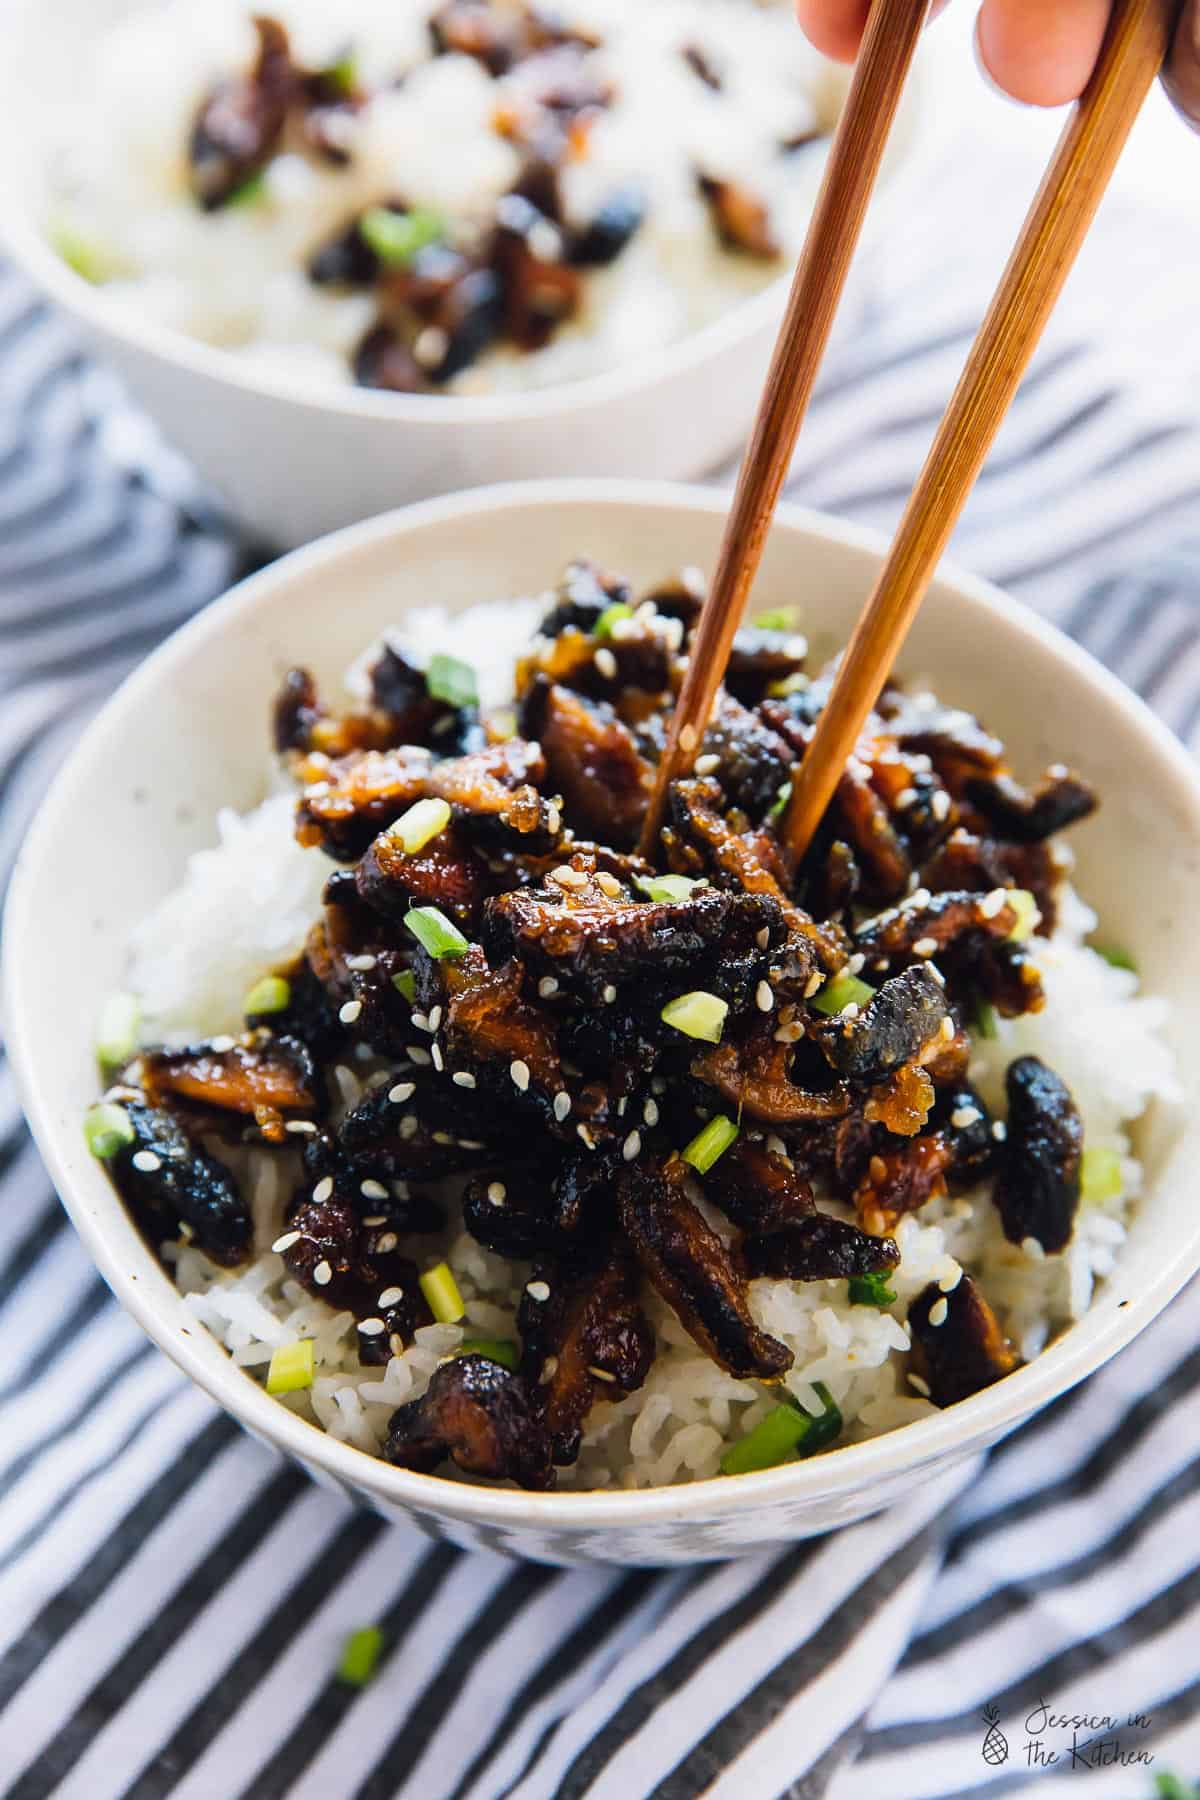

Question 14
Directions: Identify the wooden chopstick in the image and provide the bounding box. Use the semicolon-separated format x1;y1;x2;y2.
782;0;1173;861
637;0;930;857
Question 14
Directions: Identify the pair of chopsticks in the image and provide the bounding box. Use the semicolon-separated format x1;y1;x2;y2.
640;0;1173;861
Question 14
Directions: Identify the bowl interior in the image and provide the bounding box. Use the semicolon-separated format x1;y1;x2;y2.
6;482;1200;1525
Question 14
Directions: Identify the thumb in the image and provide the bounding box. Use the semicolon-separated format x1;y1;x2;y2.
1163;0;1200;130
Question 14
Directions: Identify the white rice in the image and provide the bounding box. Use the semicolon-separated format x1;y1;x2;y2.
130;598;1176;1488
46;0;843;394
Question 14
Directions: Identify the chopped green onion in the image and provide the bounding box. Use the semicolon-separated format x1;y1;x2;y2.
84;1102;135;1161
266;1339;314;1395
96;990;141;1069
420;1261;465;1324
50;222;117;283
594;603;633;638
1156;1777;1200;1800
1081;1146;1123;1204
226;171;268;207
810;973;876;1017
753;607;801;631
1005;888;1040;942
458;1337;519;1370
390;797;452;855
635;873;702;903
768;780;791;819
681;1115;739;1174
392;969;417;1003
660;990;728;1043
973;994;998;1040
766;673;810;699
322;51;358;96
404;905;469;960
337;1624;385;1687
720;1383;842;1476
1095;943;1137;973
360;205;444;268
426;652;478;709
244;974;291;1015
848;1271;898;1308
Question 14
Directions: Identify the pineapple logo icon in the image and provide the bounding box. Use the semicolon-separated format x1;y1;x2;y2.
980;1706;1009;1766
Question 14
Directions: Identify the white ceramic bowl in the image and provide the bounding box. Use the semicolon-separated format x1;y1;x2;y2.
0;0;946;548
6;481;1200;1567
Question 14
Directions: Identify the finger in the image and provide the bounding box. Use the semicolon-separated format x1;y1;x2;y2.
1163;0;1200;132
794;0;870;63
976;0;1111;107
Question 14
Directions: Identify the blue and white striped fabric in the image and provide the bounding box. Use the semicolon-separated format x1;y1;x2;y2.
3;137;1200;1799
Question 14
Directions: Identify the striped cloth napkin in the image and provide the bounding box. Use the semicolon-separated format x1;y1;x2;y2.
3;137;1200;1799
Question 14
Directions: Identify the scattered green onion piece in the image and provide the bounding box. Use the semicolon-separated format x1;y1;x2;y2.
226;171;268;207
404;905;470;961
426;651;478;709
810;973;876;1017
50;222;117;284
244;974;291;1016
96;990;141;1069
847;1271;898;1308
1156;1777;1200;1800
973;994;998;1040
766;673;810;699
266;1339;314;1395
635;873;702;903
390;797;452;855
337;1624;385;1688
1081;1146;1123;1204
1095;943;1137;973
458;1337;519;1370
660;990;728;1044
1006;888;1040;942
768;780;791;819
753;607;801;631
392;969;417;1003
83;1102;135;1161
720;1384;842;1476
420;1261;465;1324
594;603;633;639
360;205;444;268
322;51;358;96
681;1115;739;1174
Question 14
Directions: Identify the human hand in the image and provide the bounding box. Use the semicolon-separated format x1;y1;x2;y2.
793;1;1200;130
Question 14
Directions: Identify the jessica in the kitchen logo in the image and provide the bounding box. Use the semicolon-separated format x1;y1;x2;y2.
980;1701;1156;1771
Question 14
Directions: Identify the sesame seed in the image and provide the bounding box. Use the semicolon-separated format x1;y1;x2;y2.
313;1176;334;1203
428;1005;443;1031
929;1297;949;1327
616;1097;627;1116
452;1070;476;1088
643;1098;659;1127
272;1230;301;1253
842;1002;860;1021
545;802;562;835
346;953;377;971
132;1150;161;1173
360;1178;389;1201
908;1374;932;1397
313;1260;333;1286
623;1130;641;1161
553;1091;571;1122
432;1130;453;1145
557;866;588;889
378;1285;405;1307
694;753;720;775
399;1115;419;1139
284;1119;318;1136
431;1043;445;1071
846;953;865;976
896;786;918;808
755;980;774;1012
576;1123;597;1150
210;1035;236;1053
869;1155;888;1183
931;790;951;821
376;1232;398;1253
411;1011;431;1032
602;985;617;1005
992;1120;1008;1142
407;1045;432;1066
390;1333;405;1357
1021;1235;1046;1261
596;871;622;898
774;1021;803;1043
414;324;450;367
526;1280;550;1302
539;976;560;998
460;1138;485;1150
756;928;771;951
388;1081;415;1104
804;971;823;998
359;1317;385;1336
595;647;618;680
913;936;938;958
539;1356;560;1385
339;1000;363;1024
363;1215;387;1227
950;1106;981;1129
679;723;698;753
510;1059;530;1092
979;887;1007;919
938;1264;963;1293
928;963;946;986
940;1016;955;1040
487;1181;507;1205
588;1364;617;1383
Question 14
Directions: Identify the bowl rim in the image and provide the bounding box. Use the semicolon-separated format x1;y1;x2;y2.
7;475;1200;1531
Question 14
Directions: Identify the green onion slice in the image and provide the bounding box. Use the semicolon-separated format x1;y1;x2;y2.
51;222;118;283
360;205;444;268
1095;943;1137;973
753;607;802;631
660;991;728;1043
322;50;358;96
84;1102;136;1161
1081;1146;1123;1204
635;873;702;903
1006;888;1040;942
766;673;810;699
96;990;141;1069
720;1383;842;1476
227;171;268;207
973;994;998;1040
681;1115;739;1174
768;780;791;819
847;1271;898;1308
404;906;469;960
426;651;478;709
266;1339;314;1395
458;1337;519;1370
420;1261;465;1324
337;1624;385;1687
392;969;417;1003
594;603;633;639
244;974;291;1016
390;797;452;855
810;973;876;1017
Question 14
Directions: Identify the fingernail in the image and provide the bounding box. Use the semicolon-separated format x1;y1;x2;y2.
972;11;1024;104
